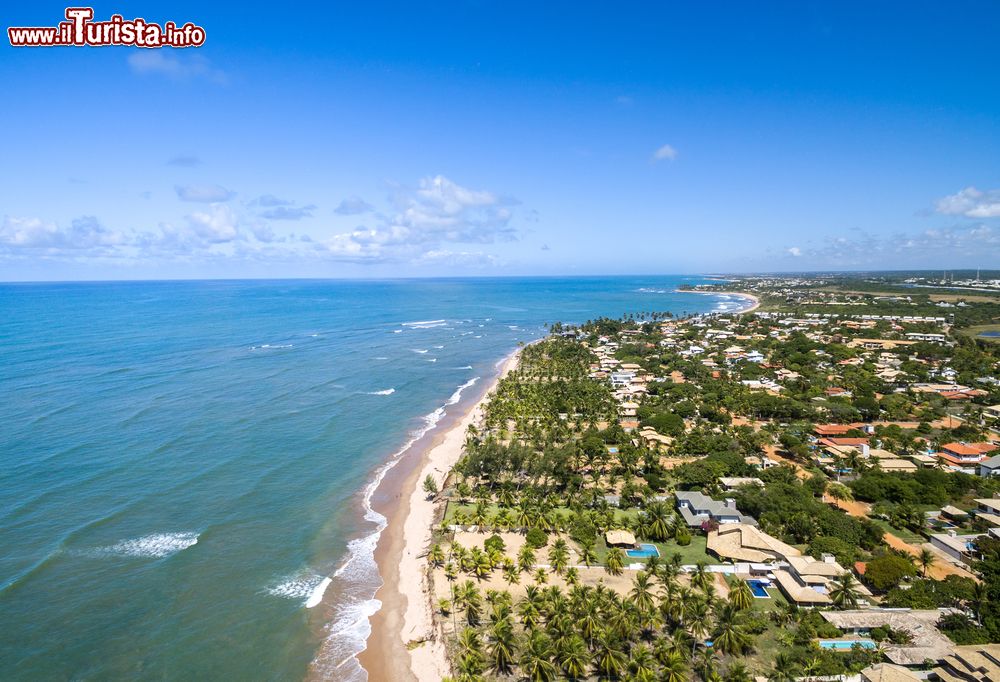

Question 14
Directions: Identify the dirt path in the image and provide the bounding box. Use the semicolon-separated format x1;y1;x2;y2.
823;494;977;581
764;445;812;480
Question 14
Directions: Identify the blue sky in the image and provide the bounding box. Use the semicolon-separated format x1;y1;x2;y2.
2;1;999;280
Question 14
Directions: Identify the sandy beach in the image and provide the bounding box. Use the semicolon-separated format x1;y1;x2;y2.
680;289;760;313
358;347;522;681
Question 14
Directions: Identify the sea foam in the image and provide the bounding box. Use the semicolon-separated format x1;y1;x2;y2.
310;374;481;678
366;388;395;395
98;532;199;558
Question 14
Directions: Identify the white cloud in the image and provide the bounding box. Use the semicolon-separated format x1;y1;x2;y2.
334;196;374;215
315;175;517;262
935;186;1000;218
1;176;516;268
175;184;235;203
127;52;226;83
652;144;678;162
769;224;1000;268
185;204;240;243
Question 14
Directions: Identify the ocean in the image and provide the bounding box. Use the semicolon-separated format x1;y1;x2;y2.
0;276;736;680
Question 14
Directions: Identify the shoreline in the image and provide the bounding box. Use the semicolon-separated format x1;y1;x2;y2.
357;347;523;681
679;288;760;313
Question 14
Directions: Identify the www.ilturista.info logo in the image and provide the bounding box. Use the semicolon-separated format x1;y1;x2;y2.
8;8;206;48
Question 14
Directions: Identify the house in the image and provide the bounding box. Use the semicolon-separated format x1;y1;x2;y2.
980;454;1000;477
820;609;957;667
939;443;998;473
973;498;1000;528
745;350;765;363
847;338;918;350
933;643;1000;682
674;490;756;527
878;458;919;473
929;531;984;566
706;523;800;563
814;424;859;437
860;664;921;682
773;554;869;606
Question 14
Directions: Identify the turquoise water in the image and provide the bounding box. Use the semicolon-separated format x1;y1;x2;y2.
818;639;876;650
0;277;729;680
626;543;660;559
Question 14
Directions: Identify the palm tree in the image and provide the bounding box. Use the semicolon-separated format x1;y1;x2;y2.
556;634;589;680
729;578;754;611
579;541;598;567
691;562;712;593
628;643;657;681
428;543;445;567
712;604;750;656
829;571;861;610
549;539;570;575
916;547;936;576
724;662;752;682
605;547;625;575
519;630;557;682
658;650;688;682
687;600;713;655
594;633;628;680
487;620;516;674
630;571;656;614
767;653;801;682
643;501;674;541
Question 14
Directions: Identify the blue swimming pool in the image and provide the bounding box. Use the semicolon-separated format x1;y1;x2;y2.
626;543;660;559
818;639;876;650
746;579;770;598
979;331;1000;338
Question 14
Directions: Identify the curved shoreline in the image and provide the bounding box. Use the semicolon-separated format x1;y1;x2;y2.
679;289;760;313
356;348;523;681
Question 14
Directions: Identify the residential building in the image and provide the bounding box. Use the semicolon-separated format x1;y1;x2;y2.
674;490;756;527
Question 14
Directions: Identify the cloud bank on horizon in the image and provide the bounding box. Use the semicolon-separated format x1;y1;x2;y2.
1;3;998;279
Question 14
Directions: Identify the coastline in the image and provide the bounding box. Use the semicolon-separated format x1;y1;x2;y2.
357;347;523;681
679;289;760;313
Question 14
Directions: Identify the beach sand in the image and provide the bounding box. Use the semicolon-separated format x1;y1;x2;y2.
358;348;522;681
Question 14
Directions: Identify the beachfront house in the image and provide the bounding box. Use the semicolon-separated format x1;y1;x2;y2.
674;490;756;528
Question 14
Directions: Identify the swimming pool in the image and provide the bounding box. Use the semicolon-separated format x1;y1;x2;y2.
818;639;876;650
626;543;660;559
746;579;770;598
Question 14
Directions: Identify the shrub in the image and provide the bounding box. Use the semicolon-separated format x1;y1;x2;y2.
484;534;505;554
675;526;692;546
525;527;548;549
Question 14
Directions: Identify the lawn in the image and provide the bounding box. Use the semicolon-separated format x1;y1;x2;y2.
868;517;924;544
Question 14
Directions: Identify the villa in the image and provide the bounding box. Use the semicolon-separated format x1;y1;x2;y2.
773;554;869;606
674;490;756;527
820;609;957;667
933;643;1000;682
706;523;799;563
